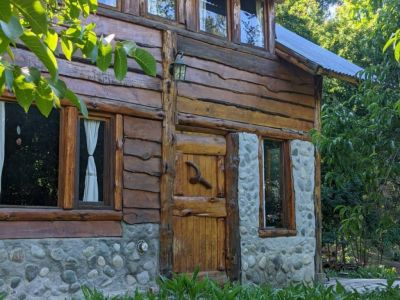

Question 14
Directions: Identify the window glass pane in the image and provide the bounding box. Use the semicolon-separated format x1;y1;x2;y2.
78;119;105;203
148;0;176;20
264;140;283;228
199;0;227;38
240;0;265;47
0;103;59;206
98;0;117;7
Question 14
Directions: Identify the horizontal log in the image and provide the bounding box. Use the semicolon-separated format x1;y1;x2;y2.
184;56;314;89
178;83;314;121
124;171;160;193
124;138;162;159
178;97;314;132
124;156;161;176
178;35;311;82
0;209;122;221
124;117;162;142
123;208;160;224
176;133;226;155
184;67;315;107
173;196;227;218
123;189;160;209
0;221;122;239
63;76;162;108
84;15;163;48
258;229;297;238
178;113;311;141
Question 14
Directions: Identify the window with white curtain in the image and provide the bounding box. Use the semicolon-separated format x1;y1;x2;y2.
78;117;111;208
240;0;265;47
0;102;59;207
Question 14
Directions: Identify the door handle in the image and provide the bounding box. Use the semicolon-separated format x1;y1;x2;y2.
185;161;213;189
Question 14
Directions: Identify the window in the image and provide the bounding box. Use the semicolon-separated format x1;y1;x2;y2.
199;0;228;38
98;0;118;8
147;0;176;20
0;101;122;213
77;116;113;208
259;139;295;237
240;0;265;47
0;102;59;207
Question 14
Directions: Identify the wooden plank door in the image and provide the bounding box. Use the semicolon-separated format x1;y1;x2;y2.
173;132;227;276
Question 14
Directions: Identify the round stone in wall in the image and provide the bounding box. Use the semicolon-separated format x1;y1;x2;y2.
50;248;65;261
25;264;39;282
126;274;136;285
61;270;77;284
83;246;95;257
97;256;106;266
31;245;45;259
87;269;99;279
112;255;123;269
10;276;21;289
39;267;50;277
10;248;24;263
136;271;150;285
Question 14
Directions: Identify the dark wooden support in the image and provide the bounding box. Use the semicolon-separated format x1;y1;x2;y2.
266;0;276;54
314;75;323;280
159;30;178;277
114;114;124;211
225;133;241;282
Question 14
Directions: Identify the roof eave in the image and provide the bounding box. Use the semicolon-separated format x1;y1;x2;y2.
275;42;361;85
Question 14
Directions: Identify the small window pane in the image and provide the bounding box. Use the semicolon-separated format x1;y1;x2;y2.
199;0;227;38
0;103;59;206
264;140;283;228
240;0;265;47
98;0;117;7
78;120;105;204
148;0;176;20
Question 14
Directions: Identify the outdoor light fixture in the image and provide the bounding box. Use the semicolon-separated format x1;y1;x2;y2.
170;51;187;81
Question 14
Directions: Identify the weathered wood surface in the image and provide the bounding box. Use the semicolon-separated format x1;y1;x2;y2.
123;190;160;209
124;171;160;193
124;156;161;176
172;196;227;218
114;114;124;211
124;116;162;142
0;209;122;221
123;208;160;224
124;138;161;159
176;132;226;155
0;221;122;239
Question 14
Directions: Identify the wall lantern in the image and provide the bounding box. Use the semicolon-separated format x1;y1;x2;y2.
170;51;187;81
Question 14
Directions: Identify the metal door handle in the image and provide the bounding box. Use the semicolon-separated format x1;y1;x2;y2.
185;161;213;189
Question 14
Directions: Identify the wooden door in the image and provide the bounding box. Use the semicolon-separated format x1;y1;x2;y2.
173;132;227;276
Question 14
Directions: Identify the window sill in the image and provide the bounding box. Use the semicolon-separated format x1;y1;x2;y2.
0;208;122;221
258;229;297;238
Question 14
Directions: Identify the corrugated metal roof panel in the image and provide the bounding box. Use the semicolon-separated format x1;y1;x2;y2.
276;24;363;80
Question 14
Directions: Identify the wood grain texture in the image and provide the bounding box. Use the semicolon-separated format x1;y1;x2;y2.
123;208;160;224
0;221;122;239
124;138;161;159
122;0;140;15
124;156;161;176
176;132;226;155
178;97;314;132
123;189;160;209
124;117;162;142
185;0;197;31
173;196;227;217
225;133;241;281
0;209;122;221
124;172;160;193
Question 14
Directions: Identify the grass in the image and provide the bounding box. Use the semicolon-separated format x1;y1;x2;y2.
80;270;400;300
325;265;398;280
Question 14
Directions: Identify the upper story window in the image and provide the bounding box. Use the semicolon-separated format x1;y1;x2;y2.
98;0;118;8
148;0;176;20
240;0;265;47
259;139;296;237
199;0;228;38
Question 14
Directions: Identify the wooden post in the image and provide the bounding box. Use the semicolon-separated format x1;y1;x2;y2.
159;30;177;277
266;0;276;54
114;114;123;211
225;133;241;282
314;75;324;280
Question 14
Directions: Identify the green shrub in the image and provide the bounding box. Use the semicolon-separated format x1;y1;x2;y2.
326;265;398;280
80;272;400;300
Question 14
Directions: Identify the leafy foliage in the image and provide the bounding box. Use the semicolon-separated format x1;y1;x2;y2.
79;273;400;300
0;0;156;117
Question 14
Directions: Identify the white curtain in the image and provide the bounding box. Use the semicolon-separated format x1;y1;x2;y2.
83;119;100;202
0;102;5;195
199;0;207;32
148;0;158;15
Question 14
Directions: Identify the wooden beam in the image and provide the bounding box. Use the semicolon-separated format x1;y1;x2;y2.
123;208;160;224
266;0;276;54
159;30;178;277
0;209;122;221
225;133;241;282
114;114;124;211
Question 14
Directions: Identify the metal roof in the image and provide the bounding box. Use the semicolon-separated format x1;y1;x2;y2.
275;24;364;82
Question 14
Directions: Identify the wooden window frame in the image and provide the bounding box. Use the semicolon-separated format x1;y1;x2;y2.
98;0;122;11
139;0;185;25
0;100;123;228
258;137;296;238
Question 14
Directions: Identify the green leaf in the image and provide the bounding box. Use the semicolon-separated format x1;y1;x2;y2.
395;42;400;62
61;36;74;61
13;0;47;34
130;48;156;77
0;65;5;94
114;42;127;81
20;31;58;79
4;68;13;90
96;40;112;72
35;80;55;117
0;16;23;41
13;73;35;113
88;0;98;11
78;0;90;17
122;41;137;55
49;79;67;99
65;88;88;117
0;0;11;22
45;29;59;52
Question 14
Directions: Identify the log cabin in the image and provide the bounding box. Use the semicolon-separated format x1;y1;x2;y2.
0;0;363;298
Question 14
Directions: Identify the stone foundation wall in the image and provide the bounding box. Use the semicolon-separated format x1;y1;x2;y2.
0;223;159;299
238;133;316;286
